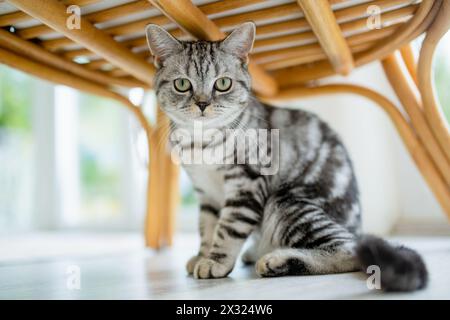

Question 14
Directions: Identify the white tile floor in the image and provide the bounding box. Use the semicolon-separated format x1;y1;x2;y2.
0;232;449;299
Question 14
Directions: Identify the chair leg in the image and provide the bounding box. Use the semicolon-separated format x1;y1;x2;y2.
400;44;418;85
160;151;180;247
382;53;450;186
145;110;179;249
382;51;450;218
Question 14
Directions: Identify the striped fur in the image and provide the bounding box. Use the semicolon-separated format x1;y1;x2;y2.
146;23;427;291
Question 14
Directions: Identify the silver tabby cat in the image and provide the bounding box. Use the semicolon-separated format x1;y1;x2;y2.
146;22;427;291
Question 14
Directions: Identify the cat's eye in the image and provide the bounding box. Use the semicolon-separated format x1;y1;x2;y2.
214;77;232;92
174;78;192;92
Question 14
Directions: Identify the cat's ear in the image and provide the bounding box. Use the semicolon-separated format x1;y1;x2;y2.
146;24;182;68
220;22;256;63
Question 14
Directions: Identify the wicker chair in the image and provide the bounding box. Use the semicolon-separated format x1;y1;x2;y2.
0;0;448;248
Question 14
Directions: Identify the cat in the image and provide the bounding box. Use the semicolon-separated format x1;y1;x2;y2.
145;22;428;291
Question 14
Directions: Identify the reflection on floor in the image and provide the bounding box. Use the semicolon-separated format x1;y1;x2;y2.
0;232;449;299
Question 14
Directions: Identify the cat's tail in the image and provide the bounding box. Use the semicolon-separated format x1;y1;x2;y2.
355;235;428;291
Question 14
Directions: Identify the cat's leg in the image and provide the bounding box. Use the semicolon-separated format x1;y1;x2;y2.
194;201;262;278
194;167;266;279
256;195;359;277
186;203;219;274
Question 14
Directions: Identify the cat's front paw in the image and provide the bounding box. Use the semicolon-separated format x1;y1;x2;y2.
186;255;202;275
193;258;231;279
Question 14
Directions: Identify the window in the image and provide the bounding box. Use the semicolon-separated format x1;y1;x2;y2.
0;65;34;230
0;65;196;233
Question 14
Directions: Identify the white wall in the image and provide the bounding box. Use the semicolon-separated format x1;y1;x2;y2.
275;61;445;235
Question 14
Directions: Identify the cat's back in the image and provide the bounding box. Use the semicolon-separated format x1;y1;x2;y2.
256;102;342;156
259;102;323;132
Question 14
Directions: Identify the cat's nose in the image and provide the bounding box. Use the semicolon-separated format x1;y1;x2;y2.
196;101;209;112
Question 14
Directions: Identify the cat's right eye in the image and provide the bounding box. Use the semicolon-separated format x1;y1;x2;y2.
174;78;192;92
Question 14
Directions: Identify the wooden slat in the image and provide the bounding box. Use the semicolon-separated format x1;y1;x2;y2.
148;0;278;96
86;0;152;24
213;2;300;30
254;4;416;50
0;28;146;88
101;0;416;53
107;68;130;78
8;0;155;85
63;48;96;60
272;0;438;88
103;0;268;38
32;0;264;49
65;0;102;5
255;0;413;38
0;0;102;27
67;0;415;58
64;3;303;59
0;10;28;27
255;24;399;64
86;59;113;71
297;0;354;75
16;0;152;39
334;0;412;21
261;42;374;71
44;0;413;55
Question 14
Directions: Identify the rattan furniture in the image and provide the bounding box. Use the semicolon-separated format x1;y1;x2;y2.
0;0;449;248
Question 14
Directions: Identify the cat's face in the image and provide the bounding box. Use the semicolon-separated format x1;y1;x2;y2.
146;23;255;128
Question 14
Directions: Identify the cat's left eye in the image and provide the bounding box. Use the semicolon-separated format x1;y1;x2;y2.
214;77;232;92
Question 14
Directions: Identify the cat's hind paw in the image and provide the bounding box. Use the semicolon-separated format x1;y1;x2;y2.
256;253;290;277
193;258;231;279
256;250;309;277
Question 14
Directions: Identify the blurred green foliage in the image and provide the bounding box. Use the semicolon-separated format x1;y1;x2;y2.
0;65;32;131
77;93;123;214
435;54;450;123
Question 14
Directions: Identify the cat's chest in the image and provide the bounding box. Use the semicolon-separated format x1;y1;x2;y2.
184;164;225;206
